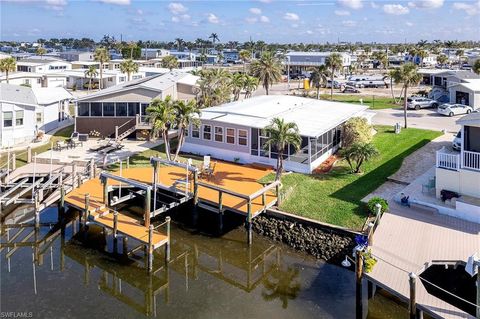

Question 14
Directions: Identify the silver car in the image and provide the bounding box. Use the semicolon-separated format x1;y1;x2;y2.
407;97;439;110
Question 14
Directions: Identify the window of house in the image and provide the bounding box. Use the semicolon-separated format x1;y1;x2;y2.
37;78;41;84
90;102;102;116
103;102;115;116
116;103;128;116
119;76;126;82
127;102;139;116
214;126;223;142
108;77;113;82
3;112;13;127
238;129;248;146
78;102;89;116
191;124;200;138
226;128;235;144
203;125;212;140
36;112;43;124
15;110;24;126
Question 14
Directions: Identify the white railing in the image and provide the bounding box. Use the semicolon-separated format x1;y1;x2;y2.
463;150;480;171
436;150;460;171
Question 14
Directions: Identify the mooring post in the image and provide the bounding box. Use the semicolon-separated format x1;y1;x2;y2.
102;178;108;205
192;170;199;226
34;193;40;229
122;237;128;255
145;187;151;228
355;249;364;319
113;210;118;238
147;224;153;272
27;146;32;163
218;191;223;233
375;203;382;225
276;183;281;206
126;156;130;169
58;184;65;221
83;193;90;229
409;272;417;319
165;217;171;263
246;200;252;245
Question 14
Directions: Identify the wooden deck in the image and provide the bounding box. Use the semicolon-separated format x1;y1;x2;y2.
366;202;480;319
65;161;277;217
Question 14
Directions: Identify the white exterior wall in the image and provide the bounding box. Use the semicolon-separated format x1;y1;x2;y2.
0;77;43;88
0;102;36;147
46;76;67;88
449;86;480;109
34;61;72;74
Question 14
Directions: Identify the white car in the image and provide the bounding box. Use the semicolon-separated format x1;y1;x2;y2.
437;103;473;117
452;131;461;151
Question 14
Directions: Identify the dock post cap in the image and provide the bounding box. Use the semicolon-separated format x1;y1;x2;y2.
149;224;154;230
166;216;171;222
409;272;417;279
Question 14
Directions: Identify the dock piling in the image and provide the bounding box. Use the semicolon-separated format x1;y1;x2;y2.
409;272;417;319
147;225;153;272
113;210;118;239
83;193;90;229
34;193;40;229
166;217;171;263
246;201;252;245
355;249;364;319
276;183;281;206
122;237;128;255
218;191;223;233
58;184;65;221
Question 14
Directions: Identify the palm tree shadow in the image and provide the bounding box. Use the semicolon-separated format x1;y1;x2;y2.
261;266;301;309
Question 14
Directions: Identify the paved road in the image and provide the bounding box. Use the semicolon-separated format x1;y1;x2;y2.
372;108;461;133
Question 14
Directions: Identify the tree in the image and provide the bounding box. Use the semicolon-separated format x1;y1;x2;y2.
390;63;422;128
416;49;428;67
437;54;448;66
36;46;47;58
456;49;464;63
341;142;378;174
209;33;219;48
146;96;176;161
231;73;246;101
372;51;388;69
473;59;480;75
175;38;184;51
250;51;282;95
309;65;329;99
84;65;98;91
196;68;232;107
325;53;343;100
173;99;200;161
244;75;259;98
263;118;302;181
94;47;110;90
343;117;373;148
119;59;138;81
239;49;251;73
161;55;179;71
0;57;17;83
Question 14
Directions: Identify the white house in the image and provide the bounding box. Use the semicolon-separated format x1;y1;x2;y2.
0;83;73;148
58;51;94;62
448;79;480;109
16;57;71;74
182;95;370;174
285;51;351;74
435;112;480;223
140;48;170;59
0;72;68;88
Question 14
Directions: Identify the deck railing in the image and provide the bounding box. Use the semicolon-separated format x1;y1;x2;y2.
463;150;480;171
436;149;459;171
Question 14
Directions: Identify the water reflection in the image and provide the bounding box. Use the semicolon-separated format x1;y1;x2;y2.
262;266;301;309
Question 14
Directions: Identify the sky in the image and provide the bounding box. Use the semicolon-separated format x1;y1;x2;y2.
1;0;479;43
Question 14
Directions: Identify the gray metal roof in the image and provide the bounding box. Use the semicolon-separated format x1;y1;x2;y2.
0;83;37;106
457;112;480;126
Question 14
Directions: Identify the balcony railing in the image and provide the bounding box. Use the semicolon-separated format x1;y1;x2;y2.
463;150;480;171
436;149;459;171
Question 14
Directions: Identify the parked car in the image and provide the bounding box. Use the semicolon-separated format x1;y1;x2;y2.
452;130;461;151
407;96;439;110
436;103;473;117
326;80;341;89
341;85;360;93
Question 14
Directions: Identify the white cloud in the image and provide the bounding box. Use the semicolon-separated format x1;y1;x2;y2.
207;13;219;24
168;2;187;14
260;15;270;22
370;1;379;8
258;0;272;3
249;7;261;14
383;4;410;15
97;0;130;5
337;0;363;10
171;14;190;22
306;30;313;34
335;9;350;15
408;0;444;8
405;21;414;26
245;17;258;23
452;1;480;15
342;20;357;27
291;23;299;28
283;12;299;21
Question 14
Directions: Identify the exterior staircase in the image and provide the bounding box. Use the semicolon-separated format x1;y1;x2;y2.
115;115;152;141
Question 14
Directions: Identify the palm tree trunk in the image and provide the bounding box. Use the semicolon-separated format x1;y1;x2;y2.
6;71;9;84
403;85;408;129
99;63;103;90
173;127;184;161
275;154;282;181
317;87;320;99
330;71;334;101
163;129;171;161
265;82;269;95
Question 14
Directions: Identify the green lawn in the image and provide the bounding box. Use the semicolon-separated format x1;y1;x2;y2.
1;125;74;169
263;126;442;230
319;94;402;110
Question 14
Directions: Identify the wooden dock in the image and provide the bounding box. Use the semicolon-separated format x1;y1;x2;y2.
366;202;480;319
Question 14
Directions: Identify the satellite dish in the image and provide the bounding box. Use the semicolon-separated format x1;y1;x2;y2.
465;253;479;277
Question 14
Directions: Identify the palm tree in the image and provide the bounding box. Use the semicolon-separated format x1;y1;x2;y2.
119;59;138;81
161;55;179;71
127;41;137;59
231;73;246;101
244;76;259;98
325;53;343;100
173;100;201;161
390;63;422;128
263;118;302;181
196;68;232;107
250;52;282;95
0;57;17;83
146;96;176;161
309;65;329;99
94;47;110;90
437;54;448;66
239;49;251;73
456;49;464;64
473;59;480;75
84;65;98;91
416;49;428;67
36;46;47;59
341;142;379;173
175;38;184;51
209;33;219;48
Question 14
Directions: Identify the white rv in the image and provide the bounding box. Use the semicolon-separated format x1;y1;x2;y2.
347;75;388;88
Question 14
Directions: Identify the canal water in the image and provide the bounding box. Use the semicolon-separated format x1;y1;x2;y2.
1;205;408;319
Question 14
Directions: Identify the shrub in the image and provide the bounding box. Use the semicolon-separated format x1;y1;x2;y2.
367;197;388;215
343;117;373;148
